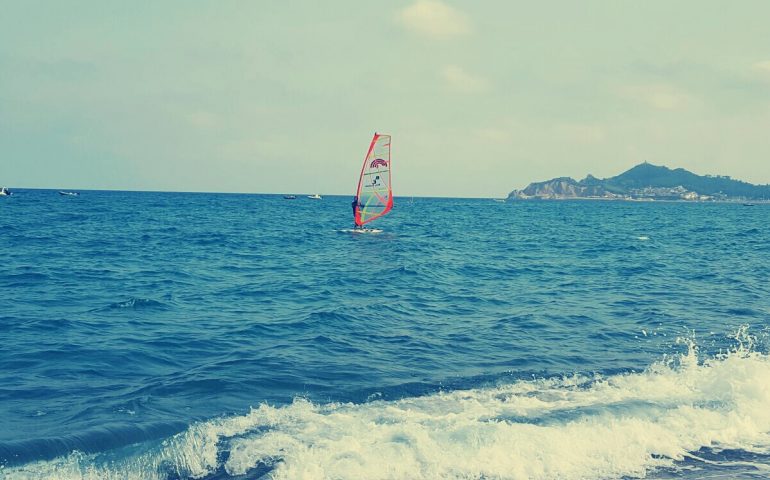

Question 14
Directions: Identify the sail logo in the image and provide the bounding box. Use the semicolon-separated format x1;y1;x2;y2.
370;158;388;168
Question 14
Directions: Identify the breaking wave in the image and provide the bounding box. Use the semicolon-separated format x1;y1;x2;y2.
6;329;770;480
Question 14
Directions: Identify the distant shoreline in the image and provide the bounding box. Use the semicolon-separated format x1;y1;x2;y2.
508;162;770;202
504;197;769;204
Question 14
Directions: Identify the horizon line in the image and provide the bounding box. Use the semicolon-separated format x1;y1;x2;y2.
2;187;498;200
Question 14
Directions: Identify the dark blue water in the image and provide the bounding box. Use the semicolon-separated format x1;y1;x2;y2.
1;190;769;479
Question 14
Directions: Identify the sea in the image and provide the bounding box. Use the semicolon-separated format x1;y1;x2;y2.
1;189;769;480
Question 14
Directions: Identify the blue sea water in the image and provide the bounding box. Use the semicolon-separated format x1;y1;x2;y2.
1;189;769;479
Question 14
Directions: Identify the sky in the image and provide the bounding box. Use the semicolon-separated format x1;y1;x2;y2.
1;1;770;197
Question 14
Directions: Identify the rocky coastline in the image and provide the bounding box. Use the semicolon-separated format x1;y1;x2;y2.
507;163;770;202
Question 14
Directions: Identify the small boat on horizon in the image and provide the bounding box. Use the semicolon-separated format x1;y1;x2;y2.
59;191;80;196
283;195;297;199
307;194;322;200
0;187;11;196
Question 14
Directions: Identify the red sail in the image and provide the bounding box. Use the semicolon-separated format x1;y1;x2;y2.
354;133;392;226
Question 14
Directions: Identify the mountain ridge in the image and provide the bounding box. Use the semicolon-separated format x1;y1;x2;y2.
508;163;770;201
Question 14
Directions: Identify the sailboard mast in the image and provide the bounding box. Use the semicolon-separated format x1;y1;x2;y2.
354;133;392;226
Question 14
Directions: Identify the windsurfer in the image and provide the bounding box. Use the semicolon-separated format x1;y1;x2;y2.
351;197;360;228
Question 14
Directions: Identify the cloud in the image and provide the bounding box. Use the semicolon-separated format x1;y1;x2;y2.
556;123;606;144
476;127;512;144
187;111;220;129
398;1;470;38
752;60;770;75
442;65;488;93
618;84;691;110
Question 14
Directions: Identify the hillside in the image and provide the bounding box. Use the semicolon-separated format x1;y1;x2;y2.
508;163;770;201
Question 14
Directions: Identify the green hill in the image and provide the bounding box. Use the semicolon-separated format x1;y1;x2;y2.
508;163;770;200
603;163;768;198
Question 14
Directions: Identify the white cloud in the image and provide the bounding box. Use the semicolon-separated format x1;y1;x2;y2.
398;1;470;38
752;60;770;74
555;123;606;144
442;65;488;93
618;84;691;110
476;127;512;144
187;111;220;129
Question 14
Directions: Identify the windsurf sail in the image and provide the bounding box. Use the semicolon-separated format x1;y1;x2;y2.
354;133;392;226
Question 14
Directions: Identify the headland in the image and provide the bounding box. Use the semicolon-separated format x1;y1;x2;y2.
508;163;770;202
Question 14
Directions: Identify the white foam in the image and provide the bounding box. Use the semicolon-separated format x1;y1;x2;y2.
7;331;770;479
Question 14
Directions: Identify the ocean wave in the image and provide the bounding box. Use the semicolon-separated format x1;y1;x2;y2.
0;272;50;288
91;298;171;312
7;330;770;480
0;422;187;470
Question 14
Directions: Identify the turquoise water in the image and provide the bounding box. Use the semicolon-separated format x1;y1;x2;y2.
1;190;769;479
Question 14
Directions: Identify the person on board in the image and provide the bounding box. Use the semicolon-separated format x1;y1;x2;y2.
351;197;359;228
